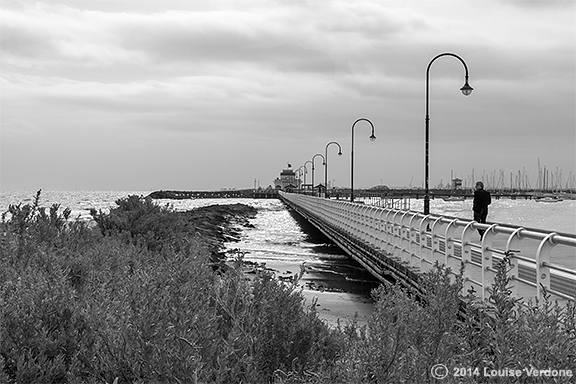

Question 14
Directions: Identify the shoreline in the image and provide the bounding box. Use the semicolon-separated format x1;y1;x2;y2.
210;202;379;327
266;262;374;327
236;257;376;328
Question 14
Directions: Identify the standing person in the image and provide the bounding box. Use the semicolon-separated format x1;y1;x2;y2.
473;181;491;239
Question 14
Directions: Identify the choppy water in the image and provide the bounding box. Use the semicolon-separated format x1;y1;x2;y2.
3;191;574;234
0;190;148;222
142;196;381;295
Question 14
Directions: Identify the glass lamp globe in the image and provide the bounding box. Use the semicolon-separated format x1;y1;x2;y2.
460;82;473;96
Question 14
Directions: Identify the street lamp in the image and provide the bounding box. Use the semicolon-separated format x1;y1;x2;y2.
295;168;304;189
351;118;376;202
303;160;313;191
424;52;473;215
325;141;343;196
311;153;326;196
297;165;308;188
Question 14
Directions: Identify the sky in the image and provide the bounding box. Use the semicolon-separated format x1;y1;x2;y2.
1;0;575;192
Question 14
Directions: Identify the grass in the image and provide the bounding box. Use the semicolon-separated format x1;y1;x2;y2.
1;192;575;383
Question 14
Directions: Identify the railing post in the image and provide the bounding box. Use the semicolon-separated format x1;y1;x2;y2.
347;203;356;237
419;215;431;272
536;233;556;300
408;213;420;268
400;211;411;264
355;204;363;240
358;205;368;243
384;210;395;255
335;201;344;231
430;216;444;267
376;208;387;251
391;210;403;259
461;222;477;296
345;201;354;236
481;224;498;301
505;228;524;299
444;219;459;276
363;205;372;244
368;207;380;248
359;205;369;242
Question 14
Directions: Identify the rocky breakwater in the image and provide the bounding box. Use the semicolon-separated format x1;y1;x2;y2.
181;203;257;264
91;196;257;268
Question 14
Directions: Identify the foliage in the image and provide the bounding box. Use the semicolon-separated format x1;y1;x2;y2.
0;192;338;383
278;257;575;384
1;192;575;383
89;195;186;252
454;254;576;383
312;263;464;384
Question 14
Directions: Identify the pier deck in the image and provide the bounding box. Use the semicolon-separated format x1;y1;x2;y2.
279;191;576;304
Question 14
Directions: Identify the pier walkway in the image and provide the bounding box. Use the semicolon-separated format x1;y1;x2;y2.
279;191;576;304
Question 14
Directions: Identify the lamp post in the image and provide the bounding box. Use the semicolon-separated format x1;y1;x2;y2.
311;153;326;196
295;168;304;189
325;141;343;196
297;165;308;188
424;52;473;215
304;160;313;191
351;118;376;202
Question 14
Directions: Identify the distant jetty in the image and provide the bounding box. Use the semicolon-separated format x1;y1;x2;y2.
148;188;576;201
148;189;279;199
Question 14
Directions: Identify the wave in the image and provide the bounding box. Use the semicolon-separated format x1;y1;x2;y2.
345;277;380;284
230;246;353;262
231;247;316;259
305;267;346;277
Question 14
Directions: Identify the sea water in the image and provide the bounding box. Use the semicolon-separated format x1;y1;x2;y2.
0;190;148;222
408;197;576;235
2;191;574;234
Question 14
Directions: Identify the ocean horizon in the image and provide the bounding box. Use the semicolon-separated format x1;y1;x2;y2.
1;189;575;235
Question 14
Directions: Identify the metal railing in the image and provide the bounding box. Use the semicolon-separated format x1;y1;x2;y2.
280;191;576;303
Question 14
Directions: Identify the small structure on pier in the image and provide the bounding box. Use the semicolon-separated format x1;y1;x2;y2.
273;164;300;190
452;177;463;190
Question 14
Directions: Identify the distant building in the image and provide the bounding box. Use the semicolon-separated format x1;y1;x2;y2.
273;165;300;190
452;178;462;190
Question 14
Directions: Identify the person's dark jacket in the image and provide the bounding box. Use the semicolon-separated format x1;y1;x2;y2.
473;189;491;214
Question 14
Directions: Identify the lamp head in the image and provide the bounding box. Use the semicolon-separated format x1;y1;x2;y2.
338;151;342;156
369;134;376;142
460;81;473;96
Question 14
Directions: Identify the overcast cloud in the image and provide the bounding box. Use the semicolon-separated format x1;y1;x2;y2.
1;0;574;191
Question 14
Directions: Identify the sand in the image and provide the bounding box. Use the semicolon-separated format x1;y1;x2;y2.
260;259;375;328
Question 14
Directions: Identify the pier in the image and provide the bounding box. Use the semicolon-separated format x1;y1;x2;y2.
148;187;575;202
148;189;279;199
147;187;575;303
279;191;576;304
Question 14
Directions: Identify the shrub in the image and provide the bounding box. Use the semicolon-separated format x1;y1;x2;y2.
279;256;576;384
90;195;181;252
1;193;338;383
317;263;463;384
2;193;575;383
456;254;576;383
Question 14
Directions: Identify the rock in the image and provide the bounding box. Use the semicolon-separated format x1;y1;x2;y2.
179;203;257;263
